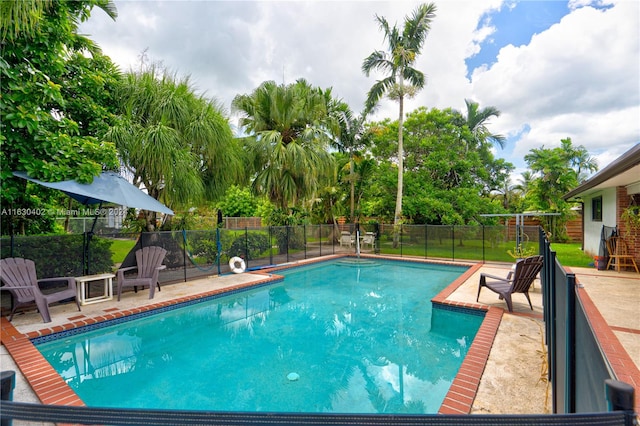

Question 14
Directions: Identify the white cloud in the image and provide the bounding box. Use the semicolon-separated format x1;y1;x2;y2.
80;0;639;176
470;0;639;168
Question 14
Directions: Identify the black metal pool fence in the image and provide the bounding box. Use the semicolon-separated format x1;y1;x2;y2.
0;225;637;425
1;223;543;282
539;227;635;418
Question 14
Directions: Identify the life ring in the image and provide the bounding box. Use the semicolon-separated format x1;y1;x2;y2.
229;256;246;274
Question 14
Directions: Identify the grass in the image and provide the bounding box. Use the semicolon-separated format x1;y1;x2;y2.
376;239;595;268
109;238;137;265
549;242;595;268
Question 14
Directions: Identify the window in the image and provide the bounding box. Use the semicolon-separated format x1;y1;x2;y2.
592;196;602;221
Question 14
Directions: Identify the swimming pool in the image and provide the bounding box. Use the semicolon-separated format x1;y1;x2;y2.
35;259;484;414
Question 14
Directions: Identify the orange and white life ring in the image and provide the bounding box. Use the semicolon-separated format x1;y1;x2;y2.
229;256;246;274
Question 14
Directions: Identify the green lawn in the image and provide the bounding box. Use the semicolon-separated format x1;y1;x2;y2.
376;239;594;268
109;238;137;265
549;242;594;268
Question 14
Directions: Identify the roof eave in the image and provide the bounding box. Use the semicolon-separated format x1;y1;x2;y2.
563;143;640;201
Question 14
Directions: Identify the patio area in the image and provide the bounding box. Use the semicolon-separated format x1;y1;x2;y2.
1;256;638;423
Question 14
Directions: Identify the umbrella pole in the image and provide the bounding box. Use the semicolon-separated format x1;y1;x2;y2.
84;202;102;275
216;228;222;275
89;202;101;235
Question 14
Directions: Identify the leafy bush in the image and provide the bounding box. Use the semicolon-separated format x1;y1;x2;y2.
184;230;219;264
270;226;306;254
1;234;113;277
229;232;271;260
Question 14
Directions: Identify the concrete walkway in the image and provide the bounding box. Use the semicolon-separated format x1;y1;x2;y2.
1;258;638;423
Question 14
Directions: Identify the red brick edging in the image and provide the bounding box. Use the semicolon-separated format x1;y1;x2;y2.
438;306;503;414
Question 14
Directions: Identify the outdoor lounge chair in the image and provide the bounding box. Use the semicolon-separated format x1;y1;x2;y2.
476;255;543;312
0;258;80;323
116;246;167;301
605;236;639;273
361;232;376;249
339;231;354;248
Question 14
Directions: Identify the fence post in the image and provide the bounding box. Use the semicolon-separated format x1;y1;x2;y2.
548;248;558;413
482;225;485;263
424;224;428;259
182;230;187;282
1;370;15;426
605;379;635;413
565;273;576;413
286;226;290;263
269;226;273;266
451;225;455;261
216;228;221;276
244;227;249;269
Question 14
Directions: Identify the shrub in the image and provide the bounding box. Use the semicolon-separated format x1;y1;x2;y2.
229;232;271;260
0;234;113;277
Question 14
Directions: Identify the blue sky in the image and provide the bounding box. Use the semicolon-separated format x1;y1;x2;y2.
466;1;571;75
464;0;577;170
81;0;639;182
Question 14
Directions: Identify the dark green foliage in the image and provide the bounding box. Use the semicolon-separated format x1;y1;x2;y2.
184;230;219;264
269;226;306;255
365;107;511;225
1;1;120;235
0;234;113;277
229;232;270;260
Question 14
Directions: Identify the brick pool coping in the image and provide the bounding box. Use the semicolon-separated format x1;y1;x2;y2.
5;255;634;415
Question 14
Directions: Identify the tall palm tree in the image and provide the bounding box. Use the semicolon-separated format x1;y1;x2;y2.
107;64;240;230
232;79;336;215
362;3;437;246
463;99;506;150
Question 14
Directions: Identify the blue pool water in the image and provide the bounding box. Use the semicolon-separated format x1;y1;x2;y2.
35;259;484;414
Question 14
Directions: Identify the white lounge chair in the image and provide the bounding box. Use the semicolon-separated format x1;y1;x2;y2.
339;231;354;247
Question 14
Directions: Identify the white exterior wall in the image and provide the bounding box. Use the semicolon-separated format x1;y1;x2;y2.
582;187;617;256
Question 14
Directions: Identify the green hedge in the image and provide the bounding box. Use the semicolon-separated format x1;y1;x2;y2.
1;235;113;278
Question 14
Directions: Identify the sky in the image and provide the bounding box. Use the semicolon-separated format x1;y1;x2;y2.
79;0;640;183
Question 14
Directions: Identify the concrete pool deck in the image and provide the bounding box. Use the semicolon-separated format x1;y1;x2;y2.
1;255;638;423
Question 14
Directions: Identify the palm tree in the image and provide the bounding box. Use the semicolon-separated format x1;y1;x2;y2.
232;79;336;216
362;3;437;246
513;171;534;198
570;145;598;183
332;103;370;222
1;0;117;41
107;64;240;230
463;99;506;150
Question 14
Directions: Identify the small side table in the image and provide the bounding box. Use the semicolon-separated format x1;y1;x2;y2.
75;273;115;305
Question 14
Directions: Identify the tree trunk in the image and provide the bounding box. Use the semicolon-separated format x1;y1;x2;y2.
393;95;404;248
144;210;156;232
349;148;355;221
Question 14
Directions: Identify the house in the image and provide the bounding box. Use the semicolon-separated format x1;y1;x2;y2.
563;143;640;263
